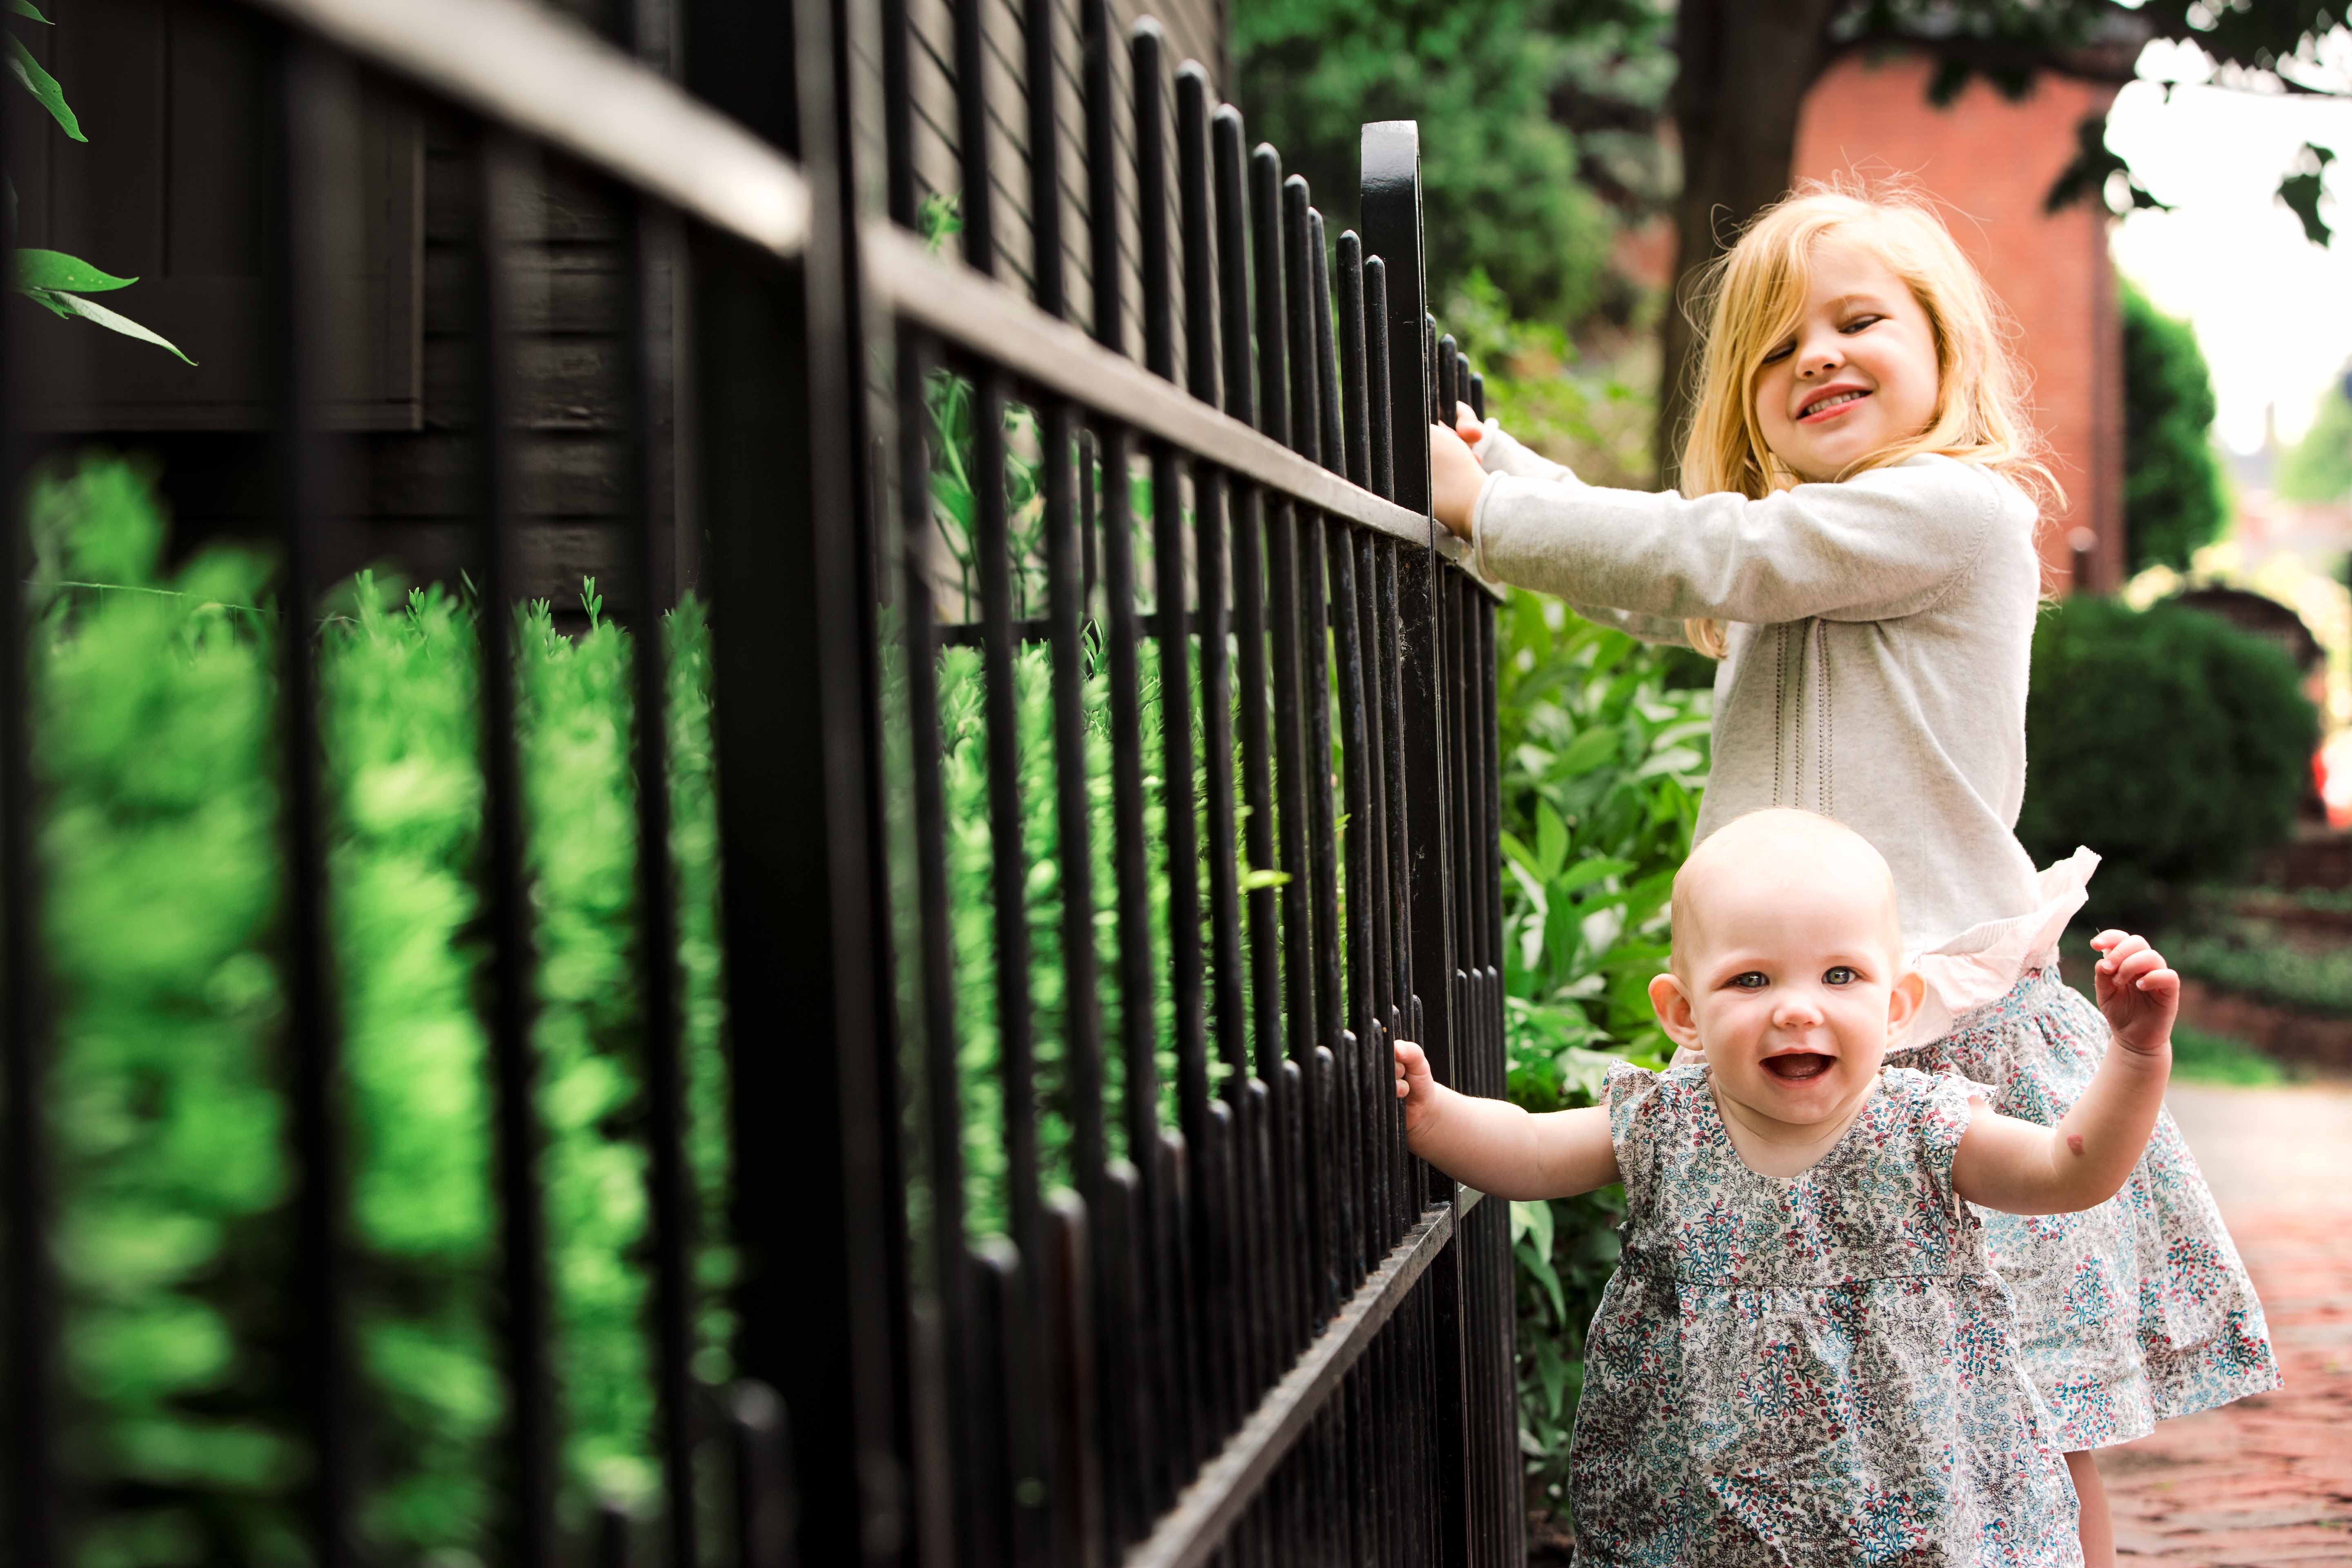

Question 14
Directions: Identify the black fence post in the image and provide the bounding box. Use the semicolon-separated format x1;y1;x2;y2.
684;0;908;1559
1360;117;1474;1568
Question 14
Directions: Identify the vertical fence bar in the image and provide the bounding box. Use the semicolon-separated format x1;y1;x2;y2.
1029;2;1108;1558
1138;25;1218;1491
1210;110;1278;1568
0;18;53;1564
617;177;699;1568
686;0;913;1551
267;36;353;1568
470;129;557;1568
1225;120;1291;1390
1361;117;1475;1568
1249;145;1313;1372
898;324;984;1567
1176;64;1249;1467
1214;104;1289;1373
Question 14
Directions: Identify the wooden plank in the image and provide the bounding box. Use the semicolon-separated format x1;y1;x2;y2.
420;336;624;432
365;429;626;517
423;248;626;336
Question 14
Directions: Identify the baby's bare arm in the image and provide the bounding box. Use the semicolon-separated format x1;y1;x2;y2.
1392;1040;1619;1200
1952;932;2176;1216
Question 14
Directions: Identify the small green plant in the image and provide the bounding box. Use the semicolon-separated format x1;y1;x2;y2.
7;0;193;361
1492;589;1708;1512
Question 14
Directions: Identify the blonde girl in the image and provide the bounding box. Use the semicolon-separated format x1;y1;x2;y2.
1427;186;2278;1565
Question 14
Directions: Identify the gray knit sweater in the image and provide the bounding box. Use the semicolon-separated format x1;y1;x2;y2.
1468;428;2045;954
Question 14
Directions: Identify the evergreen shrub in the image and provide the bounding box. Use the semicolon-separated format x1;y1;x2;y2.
2018;595;2316;918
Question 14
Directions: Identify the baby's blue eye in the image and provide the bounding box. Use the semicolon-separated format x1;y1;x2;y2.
1824;966;1858;985
1730;972;1768;989
1839;315;1884;335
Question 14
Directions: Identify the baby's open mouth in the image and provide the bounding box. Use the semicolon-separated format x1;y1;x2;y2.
1762;1053;1834;1082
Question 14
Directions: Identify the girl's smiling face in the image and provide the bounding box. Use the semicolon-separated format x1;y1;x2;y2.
1751;230;1942;484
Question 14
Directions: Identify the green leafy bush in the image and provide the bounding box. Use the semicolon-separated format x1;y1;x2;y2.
2120;280;2227;575
2165;918;2352;1017
2018;595;2316;921
1491;591;1708;1510
35;456;727;1565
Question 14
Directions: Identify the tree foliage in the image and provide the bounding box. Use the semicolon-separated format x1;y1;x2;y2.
1235;0;1670;323
2120;279;2228;574
2278;374;2352;503
1642;0;2348;481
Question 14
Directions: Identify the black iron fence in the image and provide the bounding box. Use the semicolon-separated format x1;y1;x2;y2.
0;0;1519;1562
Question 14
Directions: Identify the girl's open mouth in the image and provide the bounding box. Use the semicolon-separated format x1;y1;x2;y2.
1762;1053;1834;1082
1798;390;1870;423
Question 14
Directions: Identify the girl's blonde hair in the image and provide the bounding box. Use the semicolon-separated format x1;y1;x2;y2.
1675;181;2056;656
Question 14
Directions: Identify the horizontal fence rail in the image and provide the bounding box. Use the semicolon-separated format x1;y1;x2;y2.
0;0;1520;1564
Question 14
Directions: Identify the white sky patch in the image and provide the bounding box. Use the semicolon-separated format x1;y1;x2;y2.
2105;37;2352;452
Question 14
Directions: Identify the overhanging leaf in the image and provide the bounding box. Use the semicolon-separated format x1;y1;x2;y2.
9;35;80;140
16;248;135;292
10;1;51;22
41;288;196;364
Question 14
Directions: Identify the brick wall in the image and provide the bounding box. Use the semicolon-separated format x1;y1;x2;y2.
1793;53;2124;592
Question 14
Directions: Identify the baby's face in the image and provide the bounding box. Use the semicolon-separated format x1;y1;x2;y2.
1656;846;1919;1129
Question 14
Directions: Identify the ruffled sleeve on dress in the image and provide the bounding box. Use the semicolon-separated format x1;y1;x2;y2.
1907;1067;1996;1212
1603;1060;1668;1216
1903;846;2099;1047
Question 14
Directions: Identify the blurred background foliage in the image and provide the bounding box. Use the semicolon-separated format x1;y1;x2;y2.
35;457;730;1566
2120;280;2230;575
2019;595;2318;926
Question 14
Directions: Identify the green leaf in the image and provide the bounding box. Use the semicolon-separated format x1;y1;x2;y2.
1535;1335;1570;1417
10;1;51;22
18;283;72;317
1240;866;1290;891
1553;725;1621;778
39;288;196;363
1534;801;1569;880
1511;1197;1555;1261
16;248;135;292
9;35;82;141
1552;855;1634;898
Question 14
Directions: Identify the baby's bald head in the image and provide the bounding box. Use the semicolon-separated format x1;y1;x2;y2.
1670;810;1903;977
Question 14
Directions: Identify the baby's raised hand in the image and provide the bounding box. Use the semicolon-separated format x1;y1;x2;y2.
1393;1039;1440;1138
2089;930;2179;1056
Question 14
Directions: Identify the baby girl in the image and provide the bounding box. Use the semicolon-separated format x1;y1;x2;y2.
1394;808;2180;1565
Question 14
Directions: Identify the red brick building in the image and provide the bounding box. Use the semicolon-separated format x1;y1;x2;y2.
1793;53;2125;592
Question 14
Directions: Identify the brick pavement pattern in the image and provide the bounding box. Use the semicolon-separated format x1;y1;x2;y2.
2100;1087;2352;1565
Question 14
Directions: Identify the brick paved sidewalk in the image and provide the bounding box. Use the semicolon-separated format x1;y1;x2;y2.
2100;1085;2352;1566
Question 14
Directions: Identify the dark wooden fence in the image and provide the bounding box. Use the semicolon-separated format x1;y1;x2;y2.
0;0;1519;1562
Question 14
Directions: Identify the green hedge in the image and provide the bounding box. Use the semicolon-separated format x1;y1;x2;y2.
36;457;727;1565
2018;595;2316;921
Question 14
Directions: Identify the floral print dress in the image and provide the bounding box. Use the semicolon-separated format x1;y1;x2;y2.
1568;1062;2082;1567
1891;967;2281;1448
